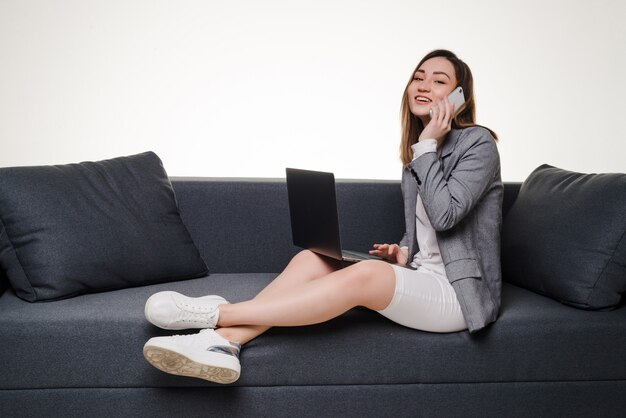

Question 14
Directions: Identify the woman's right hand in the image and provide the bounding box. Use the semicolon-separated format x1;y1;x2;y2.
370;243;408;265
418;95;455;148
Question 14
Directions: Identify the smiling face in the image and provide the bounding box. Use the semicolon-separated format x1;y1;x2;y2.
400;50;485;165
406;57;458;119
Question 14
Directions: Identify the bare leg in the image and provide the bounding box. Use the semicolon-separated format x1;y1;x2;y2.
216;250;344;344
216;259;395;343
253;250;345;299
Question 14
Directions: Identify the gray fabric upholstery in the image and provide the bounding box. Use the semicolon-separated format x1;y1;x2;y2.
172;178;405;273
1;179;624;417
3;382;626;418
1;275;625;390
502;165;626;309
0;153;207;302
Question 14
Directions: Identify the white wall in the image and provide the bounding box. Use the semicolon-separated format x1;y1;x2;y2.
1;0;625;181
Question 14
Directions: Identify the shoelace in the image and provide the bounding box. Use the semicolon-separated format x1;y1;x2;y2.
178;299;216;312
176;307;218;326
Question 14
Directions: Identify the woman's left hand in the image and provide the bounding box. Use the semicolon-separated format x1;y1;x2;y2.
369;243;408;265
419;96;455;148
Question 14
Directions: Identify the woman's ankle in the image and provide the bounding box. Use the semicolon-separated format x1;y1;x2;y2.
216;325;267;345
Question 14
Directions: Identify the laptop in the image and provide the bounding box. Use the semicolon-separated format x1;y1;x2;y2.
285;168;382;263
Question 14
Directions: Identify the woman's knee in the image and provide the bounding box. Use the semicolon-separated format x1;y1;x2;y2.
291;249;311;261
291;250;326;267
352;260;392;278
340;261;395;299
288;250;340;276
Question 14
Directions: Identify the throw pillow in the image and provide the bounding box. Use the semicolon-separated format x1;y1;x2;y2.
501;164;626;309
0;152;208;302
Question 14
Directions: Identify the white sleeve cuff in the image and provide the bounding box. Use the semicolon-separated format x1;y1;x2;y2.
411;139;437;160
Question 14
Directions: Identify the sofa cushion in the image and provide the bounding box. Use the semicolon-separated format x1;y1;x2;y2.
501;164;626;309
170;178;405;274
1;274;625;390
0;152;208;302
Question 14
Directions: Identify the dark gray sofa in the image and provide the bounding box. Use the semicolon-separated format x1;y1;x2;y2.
1;177;625;417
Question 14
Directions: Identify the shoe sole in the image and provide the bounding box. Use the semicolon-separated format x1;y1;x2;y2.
144;291;228;330
143;343;240;384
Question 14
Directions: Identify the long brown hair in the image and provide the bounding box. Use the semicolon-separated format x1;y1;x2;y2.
400;49;497;165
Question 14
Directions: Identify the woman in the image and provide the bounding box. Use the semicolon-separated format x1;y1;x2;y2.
142;49;503;384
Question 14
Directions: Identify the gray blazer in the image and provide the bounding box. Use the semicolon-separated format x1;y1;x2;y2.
399;126;503;333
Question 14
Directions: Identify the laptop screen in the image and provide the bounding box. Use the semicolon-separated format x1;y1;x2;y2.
285;168;343;259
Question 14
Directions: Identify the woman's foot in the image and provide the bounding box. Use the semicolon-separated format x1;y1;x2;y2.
144;291;228;330
143;329;241;384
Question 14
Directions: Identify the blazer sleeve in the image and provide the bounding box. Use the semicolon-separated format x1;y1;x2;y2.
398;175;409;247
399;232;409;248
408;128;500;232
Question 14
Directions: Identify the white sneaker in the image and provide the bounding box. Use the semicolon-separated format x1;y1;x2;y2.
143;329;241;384
144;291;228;330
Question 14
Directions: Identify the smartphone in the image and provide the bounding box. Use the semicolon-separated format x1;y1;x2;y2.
448;86;465;113
430;86;465;117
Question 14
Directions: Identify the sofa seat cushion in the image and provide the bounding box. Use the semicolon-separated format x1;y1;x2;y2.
1;274;625;390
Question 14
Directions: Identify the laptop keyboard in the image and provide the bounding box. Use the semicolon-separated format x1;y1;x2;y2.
342;249;378;261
